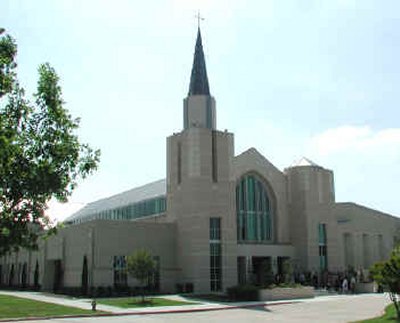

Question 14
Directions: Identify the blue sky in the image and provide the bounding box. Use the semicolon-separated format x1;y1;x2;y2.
2;0;400;221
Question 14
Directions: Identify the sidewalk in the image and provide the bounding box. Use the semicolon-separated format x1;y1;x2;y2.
0;290;298;315
0;290;389;320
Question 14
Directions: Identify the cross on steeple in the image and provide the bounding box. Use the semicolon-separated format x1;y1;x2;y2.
195;11;204;29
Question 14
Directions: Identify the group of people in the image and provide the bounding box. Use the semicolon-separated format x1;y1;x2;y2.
294;270;360;294
338;275;357;294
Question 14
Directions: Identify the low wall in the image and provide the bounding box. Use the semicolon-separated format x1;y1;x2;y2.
258;286;314;301
355;282;377;293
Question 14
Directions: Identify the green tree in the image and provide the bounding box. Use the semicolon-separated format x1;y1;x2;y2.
0;28;17;97
370;246;400;320
126;249;155;302
0;29;100;256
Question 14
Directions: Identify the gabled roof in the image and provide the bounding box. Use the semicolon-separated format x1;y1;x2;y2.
65;179;166;222
233;147;285;176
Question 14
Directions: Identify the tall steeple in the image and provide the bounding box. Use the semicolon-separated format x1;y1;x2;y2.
183;27;216;130
188;28;210;96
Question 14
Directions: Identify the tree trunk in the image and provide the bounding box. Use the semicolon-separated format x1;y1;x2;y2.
141;285;145;303
394;301;400;320
389;292;400;319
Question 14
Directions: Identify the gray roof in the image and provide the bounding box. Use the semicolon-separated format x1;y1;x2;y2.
290;157;320;168
65;179;166;222
188;27;210;96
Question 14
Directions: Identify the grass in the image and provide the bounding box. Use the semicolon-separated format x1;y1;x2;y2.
0;294;101;319
96;297;196;308
357;304;400;322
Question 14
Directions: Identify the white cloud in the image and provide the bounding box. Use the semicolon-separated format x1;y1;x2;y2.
46;199;86;224
305;125;400;216
310;125;400;157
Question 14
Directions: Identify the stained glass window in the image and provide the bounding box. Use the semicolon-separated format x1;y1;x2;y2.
236;175;272;243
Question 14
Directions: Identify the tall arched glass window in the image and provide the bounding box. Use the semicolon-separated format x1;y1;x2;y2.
236;175;272;243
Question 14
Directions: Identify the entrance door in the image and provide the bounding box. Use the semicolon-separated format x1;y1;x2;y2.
252;257;272;286
277;257;290;284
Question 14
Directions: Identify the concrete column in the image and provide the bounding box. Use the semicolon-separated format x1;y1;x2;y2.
271;256;278;274
354;233;363;269
245;256;252;284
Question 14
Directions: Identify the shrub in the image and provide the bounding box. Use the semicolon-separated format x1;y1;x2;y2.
227;285;259;301
185;283;194;293
114;284;130;296
61;287;79;297
106;286;113;297
176;283;183;293
265;282;303;289
370;246;400;320
96;286;106;297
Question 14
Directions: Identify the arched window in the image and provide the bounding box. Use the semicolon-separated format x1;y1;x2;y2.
236;174;272;243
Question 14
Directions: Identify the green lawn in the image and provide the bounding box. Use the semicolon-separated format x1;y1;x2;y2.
358;304;400;322
97;297;196;308
0;294;100;319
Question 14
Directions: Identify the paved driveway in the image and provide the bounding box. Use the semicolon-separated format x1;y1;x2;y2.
16;294;390;323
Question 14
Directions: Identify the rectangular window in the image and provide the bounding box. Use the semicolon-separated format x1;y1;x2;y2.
210;218;221;240
113;256;127;287
318;223;328;271
210;217;222;291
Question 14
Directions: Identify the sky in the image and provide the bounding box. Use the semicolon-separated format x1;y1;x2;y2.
2;0;400;222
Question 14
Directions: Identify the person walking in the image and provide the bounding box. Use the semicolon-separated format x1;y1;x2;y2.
342;277;349;294
350;276;356;294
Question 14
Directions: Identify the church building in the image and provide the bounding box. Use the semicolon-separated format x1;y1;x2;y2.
1;28;399;294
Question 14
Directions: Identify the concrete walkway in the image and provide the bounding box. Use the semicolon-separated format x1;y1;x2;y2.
0;291;118;313
0;290;298;314
0;290;391;322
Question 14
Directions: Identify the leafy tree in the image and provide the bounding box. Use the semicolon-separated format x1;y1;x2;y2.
126;249;155;302
0;29;100;256
370;246;400;320
281;258;294;284
0;28;17;97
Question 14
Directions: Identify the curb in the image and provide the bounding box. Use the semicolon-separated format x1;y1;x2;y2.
0;300;298;322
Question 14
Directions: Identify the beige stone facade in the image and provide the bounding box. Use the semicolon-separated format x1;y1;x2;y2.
1;28;399;294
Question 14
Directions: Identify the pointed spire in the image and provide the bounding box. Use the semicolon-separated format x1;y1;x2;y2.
188;28;210;96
